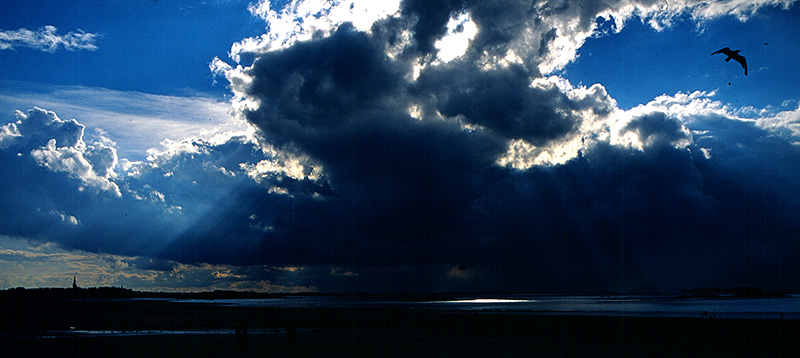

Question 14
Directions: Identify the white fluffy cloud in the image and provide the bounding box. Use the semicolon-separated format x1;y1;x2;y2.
756;103;800;141
232;0;402;61
0;25;99;52
626;89;800;140
2;107;121;196
230;0;796;76
31;139;120;196
0;104;320;266
0;83;244;160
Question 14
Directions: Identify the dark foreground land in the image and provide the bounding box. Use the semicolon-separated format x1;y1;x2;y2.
2;291;800;357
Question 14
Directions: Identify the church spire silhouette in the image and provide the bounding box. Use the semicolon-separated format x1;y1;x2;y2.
72;276;78;289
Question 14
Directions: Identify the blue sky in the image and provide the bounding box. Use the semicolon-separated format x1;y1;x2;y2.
2;0;800;293
564;4;800;110
1;0;264;96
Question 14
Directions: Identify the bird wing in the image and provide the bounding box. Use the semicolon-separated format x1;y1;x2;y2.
711;47;730;56
737;57;748;75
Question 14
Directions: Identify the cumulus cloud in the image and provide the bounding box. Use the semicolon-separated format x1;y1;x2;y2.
232;0;402;61
0;25;99;52
756;103;800;141
0;108;242;259
0;105;337;272
0;83;241;160
2;107;120;195
228;0;796;75
31;139;120;195
196;0;800;292
623;111;693;148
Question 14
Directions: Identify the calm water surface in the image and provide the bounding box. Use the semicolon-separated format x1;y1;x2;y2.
146;294;800;319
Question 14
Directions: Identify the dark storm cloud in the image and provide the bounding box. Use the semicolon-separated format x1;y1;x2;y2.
463;143;717;292
157;120;800;293
217;9;800;292
397;0;559;63
436;131;800;293
400;0;465;54
186;24;509;267
241;23;408;146
623;111;691;147
415;63;582;144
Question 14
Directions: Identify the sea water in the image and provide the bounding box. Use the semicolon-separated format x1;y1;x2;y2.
34;294;800;338
137;294;800;320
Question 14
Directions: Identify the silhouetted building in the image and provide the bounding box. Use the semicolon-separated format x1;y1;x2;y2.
72;276;79;289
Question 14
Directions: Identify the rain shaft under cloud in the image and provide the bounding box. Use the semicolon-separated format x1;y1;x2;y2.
2;0;800;293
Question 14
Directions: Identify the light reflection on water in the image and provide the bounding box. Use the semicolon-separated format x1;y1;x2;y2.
423;295;800;319
131;294;800;320
444;298;537;303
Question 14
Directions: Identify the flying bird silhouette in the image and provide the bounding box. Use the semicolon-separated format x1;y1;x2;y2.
711;47;747;76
